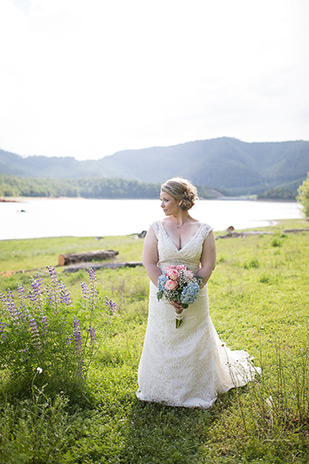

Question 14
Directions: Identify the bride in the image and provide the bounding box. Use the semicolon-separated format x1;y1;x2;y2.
136;177;259;408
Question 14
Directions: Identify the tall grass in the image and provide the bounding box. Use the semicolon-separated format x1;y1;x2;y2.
0;219;308;463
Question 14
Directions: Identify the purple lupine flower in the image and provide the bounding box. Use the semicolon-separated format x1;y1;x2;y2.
29;317;41;349
29;274;45;309
0;292;7;306
46;265;59;306
88;326;96;344
66;335;72;346
17;284;26;307
0;321;6;338
47;265;59;282
106;298;117;314
83;268;98;314
87;268;97;283
31;276;43;298
17;284;28;319
6;290;18;321
80;281;89;300
73;318;82;355
59;281;72;306
17;310;25;320
28;275;43;310
40;315;48;337
73;317;84;377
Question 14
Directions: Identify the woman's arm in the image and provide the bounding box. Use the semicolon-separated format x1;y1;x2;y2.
196;230;216;286
142;226;162;286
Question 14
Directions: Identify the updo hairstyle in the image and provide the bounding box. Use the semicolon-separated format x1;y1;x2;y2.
161;177;198;211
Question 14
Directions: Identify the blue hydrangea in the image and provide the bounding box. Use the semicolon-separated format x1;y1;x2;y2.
158;274;168;292
180;281;200;305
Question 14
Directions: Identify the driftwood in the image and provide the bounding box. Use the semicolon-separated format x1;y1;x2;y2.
283;229;309;233
59;250;118;266
216;231;273;239
63;261;143;273
216;228;309;239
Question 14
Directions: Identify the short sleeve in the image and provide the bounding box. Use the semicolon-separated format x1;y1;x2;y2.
201;223;213;240
151;221;160;239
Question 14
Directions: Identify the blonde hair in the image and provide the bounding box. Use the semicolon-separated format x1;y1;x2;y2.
161;177;198;211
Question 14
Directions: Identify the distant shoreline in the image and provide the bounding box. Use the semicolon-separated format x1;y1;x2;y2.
0;196;297;203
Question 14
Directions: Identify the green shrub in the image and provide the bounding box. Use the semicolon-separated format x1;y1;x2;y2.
297;172;309;217
244;257;259;269
270;237;282;247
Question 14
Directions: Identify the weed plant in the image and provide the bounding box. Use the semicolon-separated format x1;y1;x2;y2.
0;266;116;401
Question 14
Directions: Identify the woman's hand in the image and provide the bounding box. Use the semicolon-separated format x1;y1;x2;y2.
170;300;183;314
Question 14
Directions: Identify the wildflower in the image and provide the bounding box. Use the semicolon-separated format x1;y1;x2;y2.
73;318;84;377
80;281;89;300
37;367;43;374
89;326;97;344
46;265;60;306
29;317;41;349
73;318;82;355
17;283;26;310
87;268;97;283
87;268;98;309
0;321;6;338
6;289;18;321
59;281;72;306
106;298;117;314
0;292;7;306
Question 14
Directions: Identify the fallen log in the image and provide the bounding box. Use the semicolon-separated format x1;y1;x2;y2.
283;229;309;233
216;231;273;239
63;261;143;273
59;250;118;266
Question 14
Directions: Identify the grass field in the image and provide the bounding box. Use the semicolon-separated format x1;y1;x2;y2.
0;219;308;463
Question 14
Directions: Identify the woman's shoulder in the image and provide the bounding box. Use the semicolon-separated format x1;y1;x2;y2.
198;222;213;238
150;220;162;237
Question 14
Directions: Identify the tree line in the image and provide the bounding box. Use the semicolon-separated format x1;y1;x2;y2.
0;174;217;200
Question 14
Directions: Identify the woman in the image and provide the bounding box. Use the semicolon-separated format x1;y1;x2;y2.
136;177;259;408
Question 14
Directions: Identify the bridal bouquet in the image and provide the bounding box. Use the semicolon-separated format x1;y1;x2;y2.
157;265;203;328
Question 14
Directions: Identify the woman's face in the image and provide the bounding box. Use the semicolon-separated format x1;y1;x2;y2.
160;191;181;216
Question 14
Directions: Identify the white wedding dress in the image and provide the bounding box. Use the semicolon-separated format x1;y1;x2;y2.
136;221;259;409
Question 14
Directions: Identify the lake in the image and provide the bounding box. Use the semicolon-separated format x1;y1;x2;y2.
0;198;303;240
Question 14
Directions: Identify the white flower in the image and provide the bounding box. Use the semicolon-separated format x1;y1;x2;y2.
36;367;43;374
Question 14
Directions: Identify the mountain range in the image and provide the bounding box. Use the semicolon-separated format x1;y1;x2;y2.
1;137;308;196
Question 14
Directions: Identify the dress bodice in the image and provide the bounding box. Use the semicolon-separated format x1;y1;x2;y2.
151;220;213;274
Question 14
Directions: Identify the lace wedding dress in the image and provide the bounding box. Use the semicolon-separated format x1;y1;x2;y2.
136;221;259;408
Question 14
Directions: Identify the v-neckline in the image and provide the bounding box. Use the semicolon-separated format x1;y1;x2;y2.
160;221;203;252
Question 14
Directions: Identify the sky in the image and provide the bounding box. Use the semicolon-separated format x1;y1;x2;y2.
0;0;308;161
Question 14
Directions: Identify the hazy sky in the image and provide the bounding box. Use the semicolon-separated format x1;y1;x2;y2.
0;0;308;160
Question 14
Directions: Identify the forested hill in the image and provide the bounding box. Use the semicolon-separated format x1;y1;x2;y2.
1;137;308;196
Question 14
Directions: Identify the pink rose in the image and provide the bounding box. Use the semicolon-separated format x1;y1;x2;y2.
164;279;178;291
183;269;194;279
175;265;186;270
166;269;179;280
